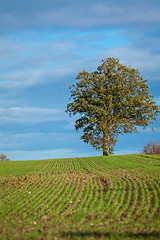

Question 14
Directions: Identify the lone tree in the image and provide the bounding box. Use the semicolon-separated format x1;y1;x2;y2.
66;57;159;156
0;153;10;161
142;140;160;155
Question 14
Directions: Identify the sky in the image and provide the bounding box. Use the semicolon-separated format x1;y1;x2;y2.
0;0;160;160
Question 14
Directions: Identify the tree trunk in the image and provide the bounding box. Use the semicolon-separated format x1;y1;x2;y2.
102;132;110;156
103;148;110;156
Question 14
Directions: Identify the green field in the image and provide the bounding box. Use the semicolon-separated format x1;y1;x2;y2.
0;155;160;239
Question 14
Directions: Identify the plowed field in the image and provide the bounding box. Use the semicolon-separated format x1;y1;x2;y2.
0;155;160;239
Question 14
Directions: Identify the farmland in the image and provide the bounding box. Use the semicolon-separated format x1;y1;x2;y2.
0;155;160;239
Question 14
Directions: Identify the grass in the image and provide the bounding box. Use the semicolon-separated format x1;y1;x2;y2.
0;154;160;239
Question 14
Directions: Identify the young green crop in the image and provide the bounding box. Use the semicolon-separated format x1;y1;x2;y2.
0;154;160;240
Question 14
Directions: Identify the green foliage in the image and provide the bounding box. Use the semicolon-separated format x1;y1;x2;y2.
66;57;159;155
142;140;160;154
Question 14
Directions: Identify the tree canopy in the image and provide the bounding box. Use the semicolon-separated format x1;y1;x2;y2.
66;57;159;156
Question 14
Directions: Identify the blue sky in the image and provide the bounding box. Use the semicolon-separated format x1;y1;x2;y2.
0;0;160;160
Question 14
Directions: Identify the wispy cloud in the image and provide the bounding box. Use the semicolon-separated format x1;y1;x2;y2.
102;46;160;82
0;107;65;124
5;148;101;161
0;0;159;32
0;130;89;152
0;30;132;90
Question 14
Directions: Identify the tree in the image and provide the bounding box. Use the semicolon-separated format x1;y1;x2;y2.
142;140;160;155
0;153;10;161
66;57;159;156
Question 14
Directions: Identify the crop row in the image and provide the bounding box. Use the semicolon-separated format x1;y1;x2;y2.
0;156;160;239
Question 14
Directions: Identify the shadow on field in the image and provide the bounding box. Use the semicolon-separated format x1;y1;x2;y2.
60;230;160;239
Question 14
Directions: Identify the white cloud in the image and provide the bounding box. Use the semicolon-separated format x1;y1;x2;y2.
0;36;78;88
0;106;65;124
0;67;75;89
0;34;100;89
0;0;160;31
4;149;75;160
4;148;101;161
102;46;160;82
92;3;160;26
0;131;75;151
